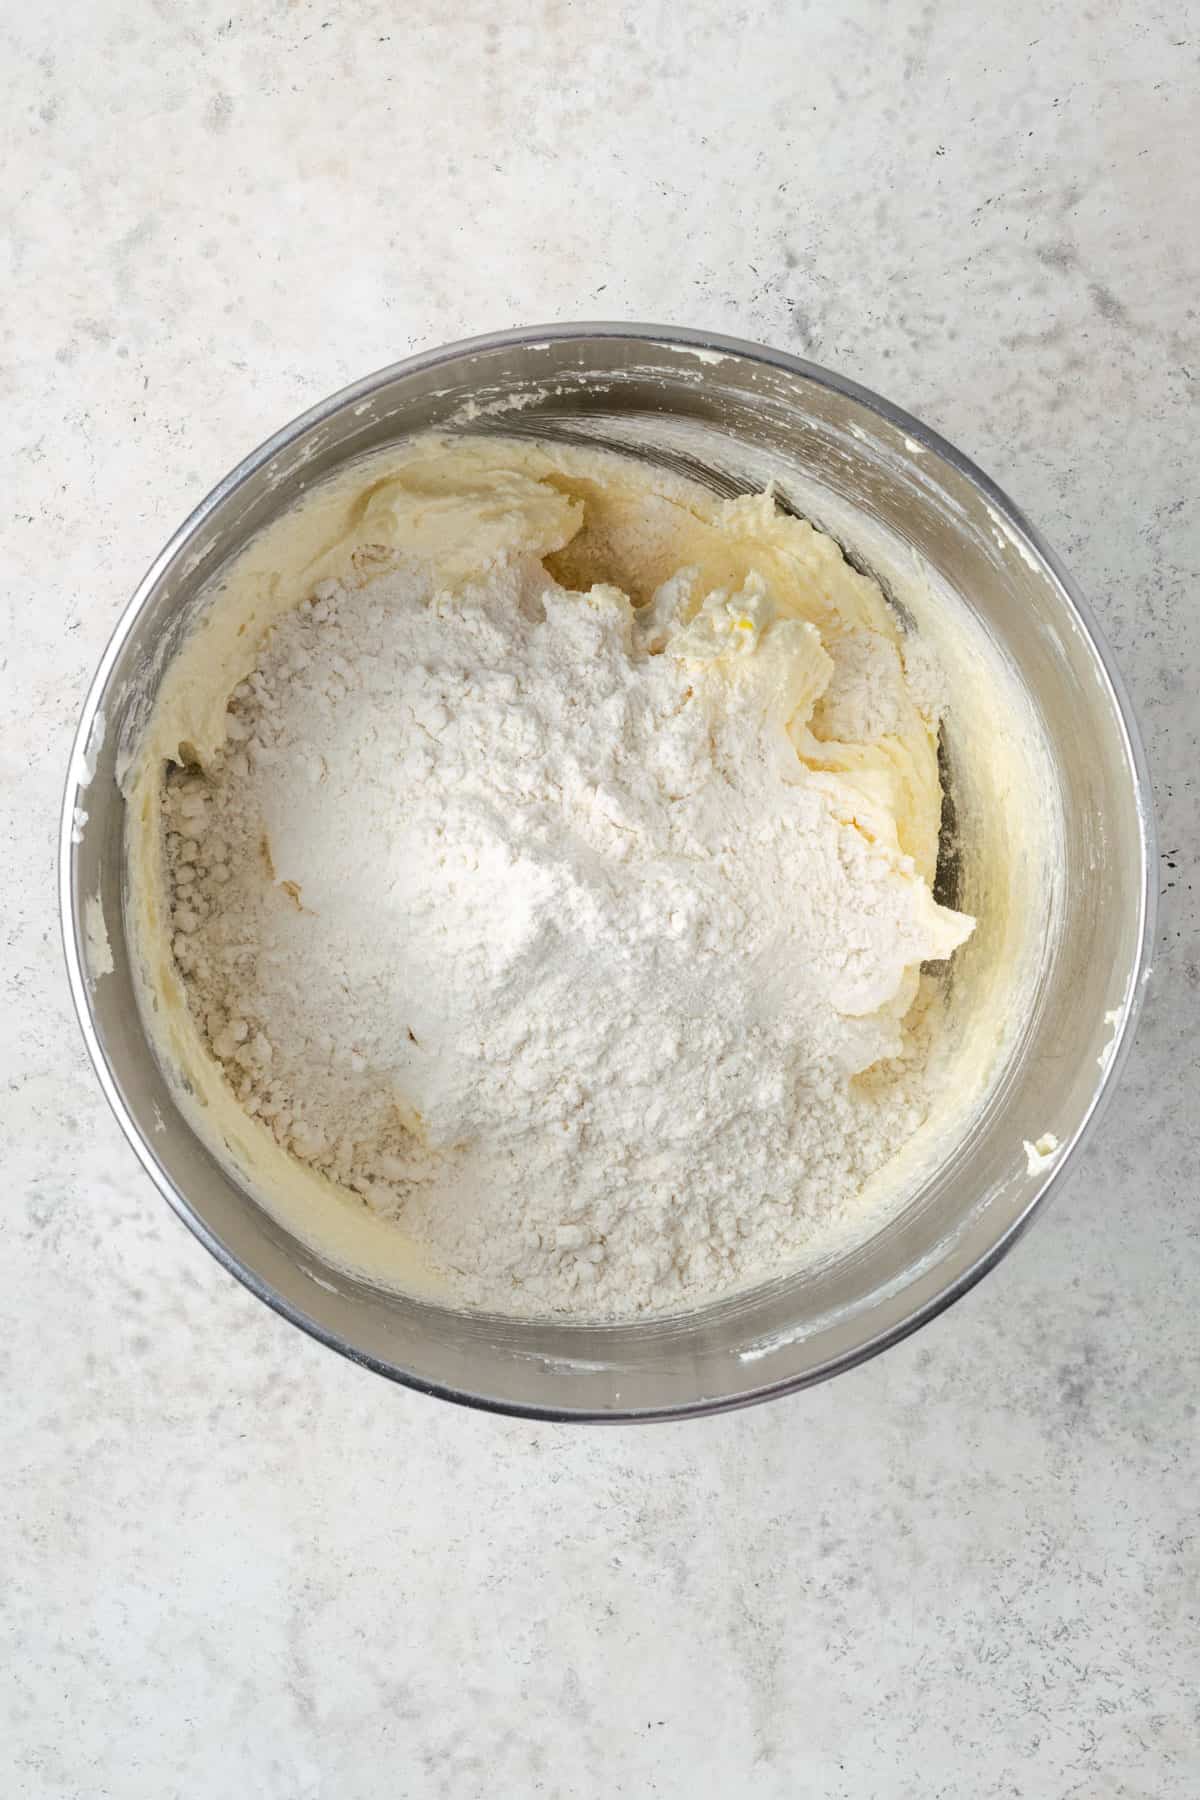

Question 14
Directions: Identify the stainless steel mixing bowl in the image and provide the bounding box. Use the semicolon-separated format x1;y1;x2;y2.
60;325;1154;1420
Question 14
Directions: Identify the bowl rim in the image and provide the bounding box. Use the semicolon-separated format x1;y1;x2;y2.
59;321;1158;1422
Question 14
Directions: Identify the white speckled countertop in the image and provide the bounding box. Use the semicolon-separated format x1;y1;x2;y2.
3;5;1198;1795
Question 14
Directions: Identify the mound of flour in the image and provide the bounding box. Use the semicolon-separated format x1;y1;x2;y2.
164;554;970;1317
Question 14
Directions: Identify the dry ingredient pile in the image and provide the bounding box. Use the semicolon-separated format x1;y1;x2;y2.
158;440;974;1318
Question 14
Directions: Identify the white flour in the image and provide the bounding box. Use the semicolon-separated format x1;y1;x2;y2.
162;452;973;1318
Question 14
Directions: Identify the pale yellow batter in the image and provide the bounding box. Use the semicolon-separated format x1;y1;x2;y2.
124;436;1048;1311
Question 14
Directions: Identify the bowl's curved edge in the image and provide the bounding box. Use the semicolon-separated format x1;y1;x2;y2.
58;322;1158;1422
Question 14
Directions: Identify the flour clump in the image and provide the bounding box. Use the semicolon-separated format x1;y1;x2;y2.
160;439;973;1318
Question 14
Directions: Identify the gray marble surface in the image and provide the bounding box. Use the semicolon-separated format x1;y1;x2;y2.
3;3;1197;1795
